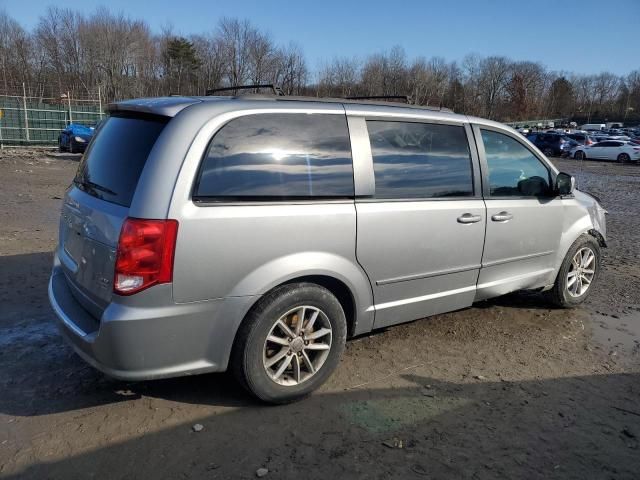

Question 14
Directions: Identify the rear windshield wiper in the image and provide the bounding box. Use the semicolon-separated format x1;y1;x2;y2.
75;179;118;197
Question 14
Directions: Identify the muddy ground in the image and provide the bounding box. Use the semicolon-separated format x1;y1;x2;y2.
0;150;639;479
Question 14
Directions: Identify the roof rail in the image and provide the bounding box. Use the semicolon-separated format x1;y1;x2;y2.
206;84;285;96
345;95;413;105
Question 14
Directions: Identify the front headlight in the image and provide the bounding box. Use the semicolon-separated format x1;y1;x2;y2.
74;136;86;143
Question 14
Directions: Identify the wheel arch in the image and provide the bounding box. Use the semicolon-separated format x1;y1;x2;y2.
227;272;368;376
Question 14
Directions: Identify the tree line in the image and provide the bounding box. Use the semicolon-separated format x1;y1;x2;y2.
1;7;638;123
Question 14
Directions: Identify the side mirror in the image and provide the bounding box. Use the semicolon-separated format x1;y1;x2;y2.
555;172;575;195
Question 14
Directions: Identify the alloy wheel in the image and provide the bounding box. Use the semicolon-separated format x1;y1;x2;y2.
566;247;596;298
263;306;332;386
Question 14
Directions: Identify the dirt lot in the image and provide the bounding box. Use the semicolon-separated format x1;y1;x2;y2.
0;150;639;479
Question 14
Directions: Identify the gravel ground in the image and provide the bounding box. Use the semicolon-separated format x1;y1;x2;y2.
0;150;638;479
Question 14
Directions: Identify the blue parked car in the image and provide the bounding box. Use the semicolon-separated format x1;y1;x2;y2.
58;123;95;153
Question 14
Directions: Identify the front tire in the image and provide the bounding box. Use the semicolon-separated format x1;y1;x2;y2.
543;147;554;157
232;283;347;404
547;235;601;308
575;150;585;160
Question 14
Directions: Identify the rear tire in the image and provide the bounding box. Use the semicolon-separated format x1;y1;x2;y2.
231;283;347;404
543;147;554;157
546;235;601;308
617;153;630;163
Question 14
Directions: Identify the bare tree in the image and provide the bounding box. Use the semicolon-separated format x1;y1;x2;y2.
0;7;638;124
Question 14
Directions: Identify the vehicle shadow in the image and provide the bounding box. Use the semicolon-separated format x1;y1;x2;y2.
4;372;639;479
0;250;582;418
477;290;557;310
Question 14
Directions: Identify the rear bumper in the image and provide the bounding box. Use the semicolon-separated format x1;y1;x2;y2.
48;257;258;380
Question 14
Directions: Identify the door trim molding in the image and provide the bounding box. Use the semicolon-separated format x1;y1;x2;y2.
368;284;477;312
482;250;554;268
376;264;481;286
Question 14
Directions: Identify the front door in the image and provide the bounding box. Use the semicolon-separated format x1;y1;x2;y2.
473;126;564;300
353;117;486;328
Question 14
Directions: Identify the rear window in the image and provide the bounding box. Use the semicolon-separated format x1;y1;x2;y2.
74;114;168;207
194;113;354;200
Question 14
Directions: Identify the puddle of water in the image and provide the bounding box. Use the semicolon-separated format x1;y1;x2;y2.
590;311;640;357
340;396;471;434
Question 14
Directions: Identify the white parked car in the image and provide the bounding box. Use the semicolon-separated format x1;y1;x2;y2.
572;140;640;162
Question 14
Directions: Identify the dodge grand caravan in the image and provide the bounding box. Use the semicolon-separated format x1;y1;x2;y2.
49;95;607;403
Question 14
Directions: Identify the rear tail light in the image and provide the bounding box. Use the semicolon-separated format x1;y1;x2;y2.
114;218;179;295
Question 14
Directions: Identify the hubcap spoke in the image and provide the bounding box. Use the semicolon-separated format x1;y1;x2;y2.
305;310;320;333
273;354;293;380
267;334;290;346
292;354;301;382
306;327;331;340
295;307;306;335
301;350;315;374
265;347;290;368
276;320;296;339
305;342;330;351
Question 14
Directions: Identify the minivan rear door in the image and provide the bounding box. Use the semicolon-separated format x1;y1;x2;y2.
58;113;168;316
348;112;486;329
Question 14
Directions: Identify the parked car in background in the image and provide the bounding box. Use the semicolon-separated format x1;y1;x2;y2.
527;132;570;157
581;123;606;132
603;135;631;142
565;133;594;145
58;123;95;153
572;140;640;162
561;139;580;157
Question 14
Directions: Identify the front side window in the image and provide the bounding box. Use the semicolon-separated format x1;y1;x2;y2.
195;113;354;199
481;129;551;197
367;121;474;199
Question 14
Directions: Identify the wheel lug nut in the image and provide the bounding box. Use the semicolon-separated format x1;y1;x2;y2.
304;341;309;345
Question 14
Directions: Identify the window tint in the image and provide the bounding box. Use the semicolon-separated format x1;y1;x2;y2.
74;114;168;207
481;129;550;197
195;113;353;199
366;121;473;199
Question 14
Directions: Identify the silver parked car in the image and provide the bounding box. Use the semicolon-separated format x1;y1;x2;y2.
49;94;607;403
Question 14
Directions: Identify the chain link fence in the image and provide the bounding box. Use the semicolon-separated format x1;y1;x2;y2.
0;84;104;147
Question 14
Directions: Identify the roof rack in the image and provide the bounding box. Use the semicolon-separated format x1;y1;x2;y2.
345;95;413;105
206;84;285;96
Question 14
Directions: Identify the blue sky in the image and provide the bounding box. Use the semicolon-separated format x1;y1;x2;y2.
2;0;638;76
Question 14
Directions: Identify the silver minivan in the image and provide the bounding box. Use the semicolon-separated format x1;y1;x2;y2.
49;95;607;403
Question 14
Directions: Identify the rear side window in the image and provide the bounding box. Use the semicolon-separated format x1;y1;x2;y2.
195;113;353;199
481;129;550;197
74;115;168;207
366;121;474;199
